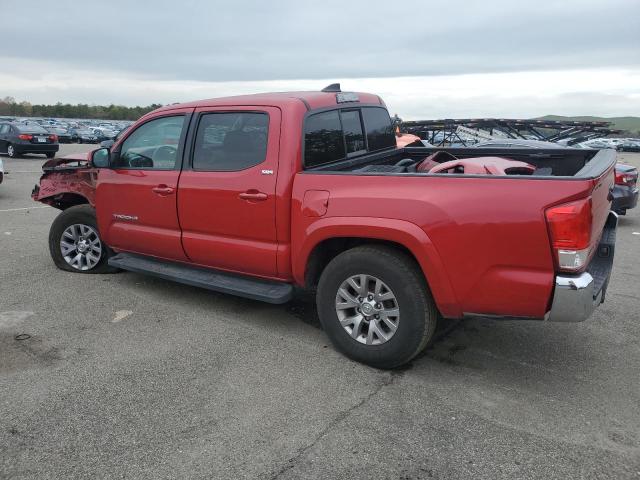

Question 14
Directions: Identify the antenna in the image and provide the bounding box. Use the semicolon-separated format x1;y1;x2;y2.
321;83;341;93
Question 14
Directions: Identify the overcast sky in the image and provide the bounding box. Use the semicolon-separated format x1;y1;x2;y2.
2;0;639;118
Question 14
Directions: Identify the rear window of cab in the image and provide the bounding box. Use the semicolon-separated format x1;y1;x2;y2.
304;107;395;168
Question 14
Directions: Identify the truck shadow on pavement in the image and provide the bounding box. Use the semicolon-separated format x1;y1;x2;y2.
96;271;610;393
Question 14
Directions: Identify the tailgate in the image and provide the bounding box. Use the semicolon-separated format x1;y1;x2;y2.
589;157;616;247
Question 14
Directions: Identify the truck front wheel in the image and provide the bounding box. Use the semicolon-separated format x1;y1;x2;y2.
316;245;438;369
48;205;117;274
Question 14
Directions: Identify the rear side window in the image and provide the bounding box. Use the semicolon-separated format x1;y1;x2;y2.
304;106;395;168
304;110;345;168
192;112;268;171
0;125;8;134
362;107;395;151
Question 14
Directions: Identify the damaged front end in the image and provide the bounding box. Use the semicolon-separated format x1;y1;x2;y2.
31;153;98;210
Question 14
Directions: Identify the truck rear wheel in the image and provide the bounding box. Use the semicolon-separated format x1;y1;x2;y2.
48;205;117;274
316;245;438;369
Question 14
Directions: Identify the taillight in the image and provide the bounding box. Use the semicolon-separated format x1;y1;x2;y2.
49;134;57;142
615;170;637;186
18;134;33;141
545;197;593;272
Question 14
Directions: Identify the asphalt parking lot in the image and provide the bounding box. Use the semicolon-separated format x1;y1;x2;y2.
1;145;639;479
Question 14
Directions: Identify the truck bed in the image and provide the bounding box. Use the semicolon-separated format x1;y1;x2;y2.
306;146;615;179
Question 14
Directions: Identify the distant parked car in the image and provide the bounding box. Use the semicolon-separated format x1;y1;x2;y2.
0;122;59;158
617;141;640;153
612;164;639;215
89;127;116;142
0;158;4;184
45;127;72;143
69;128;98;144
100;126;130;148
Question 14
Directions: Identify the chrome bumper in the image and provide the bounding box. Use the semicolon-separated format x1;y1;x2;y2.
547;212;617;323
547;272;602;322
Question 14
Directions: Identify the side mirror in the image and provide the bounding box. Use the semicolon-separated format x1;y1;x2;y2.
90;147;110;168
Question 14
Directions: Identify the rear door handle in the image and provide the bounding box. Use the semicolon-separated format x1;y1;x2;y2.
239;190;268;201
152;185;175;196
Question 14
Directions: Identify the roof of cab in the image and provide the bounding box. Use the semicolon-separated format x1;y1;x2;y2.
150;90;385;115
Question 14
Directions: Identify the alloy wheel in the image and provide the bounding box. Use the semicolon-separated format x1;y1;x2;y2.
335;274;400;345
60;223;103;271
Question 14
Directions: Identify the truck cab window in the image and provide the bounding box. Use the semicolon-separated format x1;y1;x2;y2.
340;110;365;155
114;115;185;169
361;107;395;151
304;110;346;168
192;112;268;171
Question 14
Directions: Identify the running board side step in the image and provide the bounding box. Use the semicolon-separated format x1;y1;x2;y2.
108;253;293;304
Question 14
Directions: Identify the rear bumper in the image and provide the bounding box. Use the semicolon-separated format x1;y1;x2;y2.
15;143;59;154
611;185;638;213
547;212;617;322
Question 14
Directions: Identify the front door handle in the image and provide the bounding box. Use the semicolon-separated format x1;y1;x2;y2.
152;185;175;196
239;190;268;201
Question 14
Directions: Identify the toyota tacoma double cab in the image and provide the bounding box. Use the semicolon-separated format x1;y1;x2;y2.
32;84;618;368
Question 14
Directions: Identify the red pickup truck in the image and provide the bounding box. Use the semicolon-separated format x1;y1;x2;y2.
32;85;617;368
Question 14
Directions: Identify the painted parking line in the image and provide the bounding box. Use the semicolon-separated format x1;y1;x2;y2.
0;206;50;213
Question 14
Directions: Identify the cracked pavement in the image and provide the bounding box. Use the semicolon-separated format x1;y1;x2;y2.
1;146;639;479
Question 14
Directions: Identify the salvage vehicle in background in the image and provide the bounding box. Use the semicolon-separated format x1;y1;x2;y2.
617;140;640;153
89;127;116;142
70;128;98;144
612;163;639;215
45;126;72;143
32;86;617;368
475;139;563;149
0;122;59;158
100;126;130;148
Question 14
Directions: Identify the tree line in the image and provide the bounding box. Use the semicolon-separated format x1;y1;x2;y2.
0;97;162;121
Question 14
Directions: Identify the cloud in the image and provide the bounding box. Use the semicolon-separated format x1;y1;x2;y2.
1;63;638;117
1;0;638;115
3;0;639;81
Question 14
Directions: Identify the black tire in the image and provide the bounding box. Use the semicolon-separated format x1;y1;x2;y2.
7;143;18;158
48;205;118;274
45;152;55;159
316;245;439;369
77;138;83;144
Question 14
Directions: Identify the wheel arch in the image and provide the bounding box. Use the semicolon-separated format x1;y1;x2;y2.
40;192;92;211
294;217;460;318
